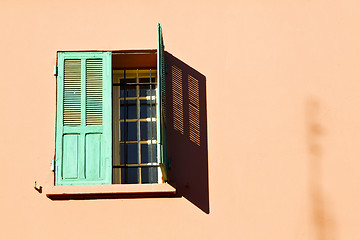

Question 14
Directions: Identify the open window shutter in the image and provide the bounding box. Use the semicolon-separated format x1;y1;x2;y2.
55;52;112;185
157;24;169;182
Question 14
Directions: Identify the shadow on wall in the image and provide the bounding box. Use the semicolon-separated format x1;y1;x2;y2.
165;52;209;214
306;98;337;240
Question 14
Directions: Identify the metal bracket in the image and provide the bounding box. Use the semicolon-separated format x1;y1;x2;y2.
53;65;58;76
51;160;55;171
34;181;42;193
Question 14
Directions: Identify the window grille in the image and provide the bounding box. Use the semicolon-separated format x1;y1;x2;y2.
113;69;159;184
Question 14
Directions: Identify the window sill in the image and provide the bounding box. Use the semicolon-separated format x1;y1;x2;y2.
45;183;176;200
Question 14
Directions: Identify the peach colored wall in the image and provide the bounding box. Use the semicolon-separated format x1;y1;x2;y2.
1;0;360;239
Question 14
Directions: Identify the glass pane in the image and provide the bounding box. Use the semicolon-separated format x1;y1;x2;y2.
120;86;137;98
121;167;139;184
120;121;137;141
141;167;158;183
140;86;156;97
140;122;157;140
141;144;157;164
120;144;138;164
120;100;137;119
140;100;156;119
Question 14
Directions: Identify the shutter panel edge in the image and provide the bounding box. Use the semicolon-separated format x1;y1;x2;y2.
157;23;169;182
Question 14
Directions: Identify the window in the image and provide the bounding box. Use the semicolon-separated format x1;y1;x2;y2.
54;24;168;186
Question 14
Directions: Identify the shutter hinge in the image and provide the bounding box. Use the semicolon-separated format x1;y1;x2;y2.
53;65;58;76
51;160;55;171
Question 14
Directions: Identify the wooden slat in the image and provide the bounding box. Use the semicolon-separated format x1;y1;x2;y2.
86;59;103;126
64;59;81;126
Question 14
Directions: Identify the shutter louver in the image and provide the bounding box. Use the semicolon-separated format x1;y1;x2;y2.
86;59;103;126
160;37;167;122
63;59;81;126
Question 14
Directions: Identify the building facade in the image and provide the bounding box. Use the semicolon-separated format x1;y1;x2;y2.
1;1;360;239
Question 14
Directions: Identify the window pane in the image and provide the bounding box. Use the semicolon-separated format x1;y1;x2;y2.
120;100;137;119
140;122;157;140
120;144;138;164
141;167;158;183
141;144;157;164
121;121;137;141
140;100;156;119
121;167;139;184
120;85;137;98
140;86;156;97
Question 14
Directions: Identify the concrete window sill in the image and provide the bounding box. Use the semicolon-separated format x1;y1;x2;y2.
45;183;176;200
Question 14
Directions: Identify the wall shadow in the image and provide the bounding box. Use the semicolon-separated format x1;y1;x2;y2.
306;98;337;240
165;52;209;214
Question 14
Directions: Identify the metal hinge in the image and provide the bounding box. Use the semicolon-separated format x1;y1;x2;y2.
53;65;58;76
51;160;55;171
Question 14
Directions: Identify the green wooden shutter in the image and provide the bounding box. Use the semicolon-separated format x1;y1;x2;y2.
55;52;112;186
157;24;169;182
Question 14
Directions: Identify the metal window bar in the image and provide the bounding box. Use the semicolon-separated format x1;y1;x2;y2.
113;83;156;86
124;70;128;183
150;69;153;171
153;70;159;183
136;69;141;183
113;164;160;168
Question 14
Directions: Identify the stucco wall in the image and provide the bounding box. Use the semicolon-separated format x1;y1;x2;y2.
1;1;360;239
